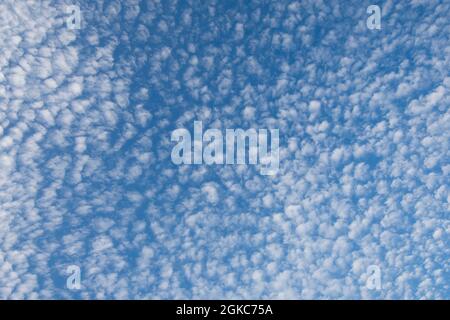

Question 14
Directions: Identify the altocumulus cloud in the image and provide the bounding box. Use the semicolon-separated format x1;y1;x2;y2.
0;0;448;299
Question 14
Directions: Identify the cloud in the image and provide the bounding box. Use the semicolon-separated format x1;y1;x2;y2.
0;0;448;300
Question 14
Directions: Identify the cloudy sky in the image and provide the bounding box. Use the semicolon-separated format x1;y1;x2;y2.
0;0;448;299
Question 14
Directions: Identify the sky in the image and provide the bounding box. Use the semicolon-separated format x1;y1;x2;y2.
0;0;449;299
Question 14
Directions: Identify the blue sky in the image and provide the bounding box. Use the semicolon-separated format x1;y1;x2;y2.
0;0;448;299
